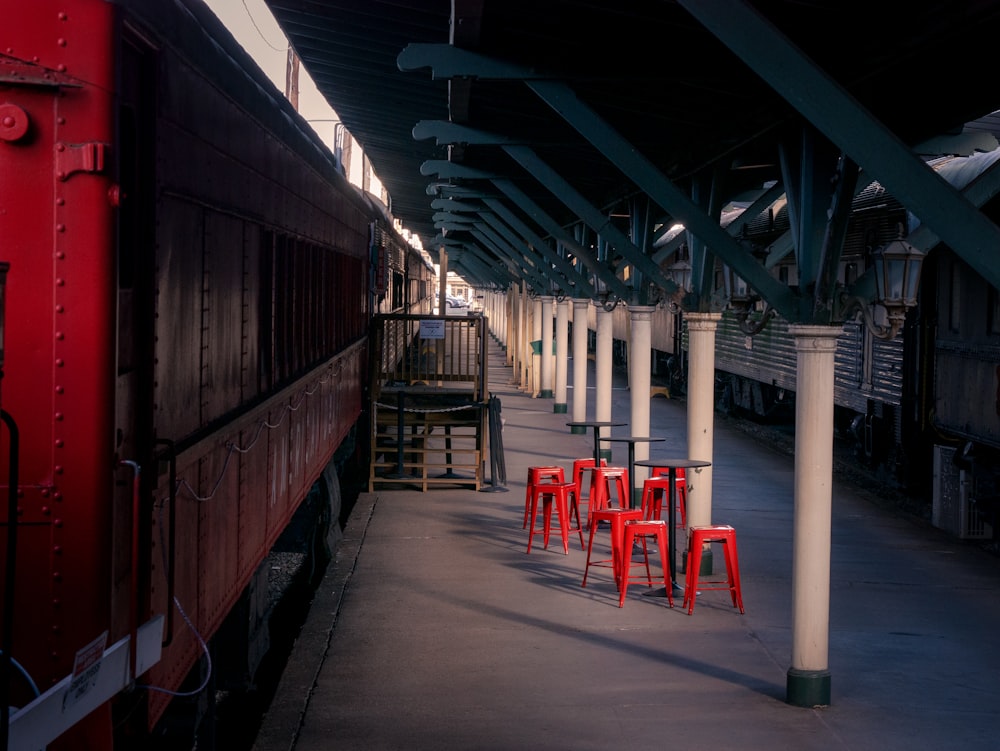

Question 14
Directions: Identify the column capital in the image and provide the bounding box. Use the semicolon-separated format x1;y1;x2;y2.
572;298;591;311
685;311;722;331
539;294;555;303
627;305;656;322
789;323;842;354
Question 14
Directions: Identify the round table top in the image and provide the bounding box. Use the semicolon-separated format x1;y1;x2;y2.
634;458;711;469
601;436;666;443
566;420;626;428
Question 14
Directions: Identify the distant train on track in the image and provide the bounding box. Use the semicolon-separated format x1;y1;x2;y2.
0;1;431;748
659;148;1000;542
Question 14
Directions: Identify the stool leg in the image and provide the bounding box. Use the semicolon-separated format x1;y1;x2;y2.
684;536;703;614
618;526;636;607
568;488;585;550
588;476;604;523
542;492;553;550
554;488;570;555
722;535;745;613
609;515;620;587
526;488;542;554
615;476;629;509
640;534;652;586
582;517;600;587
651;487;665;521
655;526;674;607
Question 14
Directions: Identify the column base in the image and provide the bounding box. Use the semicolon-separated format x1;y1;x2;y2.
786;668;831;707
553;403;567;413
570;426;586;435
681;548;713;575
539;389;554;398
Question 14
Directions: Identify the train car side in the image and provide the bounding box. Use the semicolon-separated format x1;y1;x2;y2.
0;1;416;747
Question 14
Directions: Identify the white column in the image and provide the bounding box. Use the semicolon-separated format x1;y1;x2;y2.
517;282;531;391
438;247;448;317
554;298;569;413
787;324;840;708
540;295;555;399
571;299;590;432
684;312;721;529
595;305;614;461
531;296;542;396
506;288;515;365
629;306;655;487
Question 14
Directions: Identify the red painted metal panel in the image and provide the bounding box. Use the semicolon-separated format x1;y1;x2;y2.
0;0;118;697
1;1;386;744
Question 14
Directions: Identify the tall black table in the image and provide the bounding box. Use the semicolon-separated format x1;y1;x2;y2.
634;457;711;594
565;420;625;467
601;436;666;509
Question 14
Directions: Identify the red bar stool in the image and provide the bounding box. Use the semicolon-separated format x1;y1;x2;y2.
651;466;687;527
619;519;673;608
587;466;630;524
523;465;565;529
571;457;606;529
682;524;745;615
526;481;580;554
582;507;642;589
639;475;673;522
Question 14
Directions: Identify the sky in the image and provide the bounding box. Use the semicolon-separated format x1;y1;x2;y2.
201;0;381;199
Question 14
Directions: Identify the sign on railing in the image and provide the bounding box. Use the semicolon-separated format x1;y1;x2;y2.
371;313;487;401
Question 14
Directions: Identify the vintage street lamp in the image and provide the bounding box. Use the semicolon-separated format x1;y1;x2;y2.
724;262;775;335
845;233;925;340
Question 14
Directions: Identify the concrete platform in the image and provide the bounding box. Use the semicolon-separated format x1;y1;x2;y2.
254;338;1000;751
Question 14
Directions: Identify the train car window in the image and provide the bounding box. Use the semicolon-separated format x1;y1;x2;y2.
334;252;345;349
392;270;404;311
317;248;329;356
276;234;293;382
989;286;1000;337
259;230;275;391
948;259;961;333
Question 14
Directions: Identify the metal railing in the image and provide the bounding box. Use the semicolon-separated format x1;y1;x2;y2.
370;313;487;400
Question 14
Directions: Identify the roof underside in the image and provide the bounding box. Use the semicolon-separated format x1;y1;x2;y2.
265;0;1000;296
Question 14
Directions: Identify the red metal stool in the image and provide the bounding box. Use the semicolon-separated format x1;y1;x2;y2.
682;524;745;615
639;475;673;522
619;519;673;608
526;481;581;554
571;457;606;529
582;507;643;589
523;465;565;529
651;466;687;527
587;466;630;525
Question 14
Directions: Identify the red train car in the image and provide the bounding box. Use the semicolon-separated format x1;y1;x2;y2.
0;1;426;747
